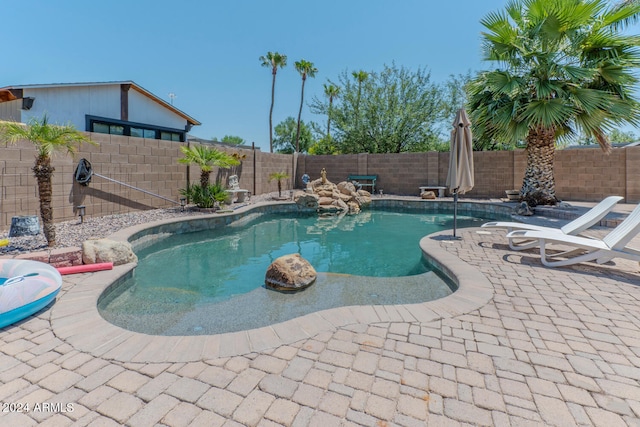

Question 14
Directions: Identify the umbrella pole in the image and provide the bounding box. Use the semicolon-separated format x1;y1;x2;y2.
453;190;458;237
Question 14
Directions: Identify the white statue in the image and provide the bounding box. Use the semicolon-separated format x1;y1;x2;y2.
228;175;240;190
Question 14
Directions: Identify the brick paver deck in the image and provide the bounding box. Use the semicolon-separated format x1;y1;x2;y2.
1;205;639;426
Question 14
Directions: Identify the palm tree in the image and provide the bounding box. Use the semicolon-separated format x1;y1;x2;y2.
178;145;240;188
324;83;340;137
0;115;95;246
269;171;290;198
468;0;640;205
352;70;369;128
294;59;318;153
260;52;287;153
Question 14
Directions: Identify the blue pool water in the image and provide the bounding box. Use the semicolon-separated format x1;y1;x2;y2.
98;208;490;335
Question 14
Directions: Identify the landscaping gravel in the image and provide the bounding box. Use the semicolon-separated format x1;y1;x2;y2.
0;192;283;255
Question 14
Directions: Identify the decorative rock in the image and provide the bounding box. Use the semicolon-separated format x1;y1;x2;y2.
318;197;334;206
302;174;371;215
421;191;436;200
265;254;317;291
514;201;534;216
82;238;138;266
337;181;357;195
333;199;349;211
294;193;319;209
347;201;361;214
9;215;40;237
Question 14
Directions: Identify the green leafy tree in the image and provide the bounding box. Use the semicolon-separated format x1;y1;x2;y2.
178;145;240;188
309;135;339;155
294;59;318;152
0;115;96;246
212;135;245;145
269;171;290;197
260;51;287;152
468;0;640;204
323;83;340;137
311;64;447;153
273;117;314;154
576;128;638;145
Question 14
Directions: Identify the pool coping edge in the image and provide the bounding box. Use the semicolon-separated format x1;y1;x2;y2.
50;201;496;363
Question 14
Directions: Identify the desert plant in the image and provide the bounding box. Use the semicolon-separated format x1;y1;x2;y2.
179;182;228;209
0;115;95;246
469;0;640;204
178;145;240;188
269;171;290;198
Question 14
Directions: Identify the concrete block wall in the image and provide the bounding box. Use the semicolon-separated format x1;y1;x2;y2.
554;148;626;202
300;154;366;189
297;146;640;202
2;135;639;228
256;151;295;195
0;134;260;228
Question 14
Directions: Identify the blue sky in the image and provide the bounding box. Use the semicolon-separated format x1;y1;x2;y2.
3;1;636;151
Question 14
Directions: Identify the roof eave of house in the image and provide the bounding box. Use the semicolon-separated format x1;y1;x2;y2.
0;81;201;126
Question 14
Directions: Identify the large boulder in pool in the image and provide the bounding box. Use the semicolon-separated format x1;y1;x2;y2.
265;254;316;291
82;238;138;266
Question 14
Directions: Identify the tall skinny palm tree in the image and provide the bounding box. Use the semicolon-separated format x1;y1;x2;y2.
0;115;95;246
294;59;318;153
324;83;340;137
469;0;640;205
260;52;287;153
351;70;369;128
178;145;240;188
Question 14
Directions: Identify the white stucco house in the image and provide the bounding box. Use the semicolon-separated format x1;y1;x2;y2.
0;81;200;142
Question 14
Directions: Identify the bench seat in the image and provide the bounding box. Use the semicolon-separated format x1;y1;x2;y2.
348;174;377;194
419;186;446;198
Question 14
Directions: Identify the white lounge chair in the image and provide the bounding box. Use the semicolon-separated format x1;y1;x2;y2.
506;202;640;267
482;196;623;250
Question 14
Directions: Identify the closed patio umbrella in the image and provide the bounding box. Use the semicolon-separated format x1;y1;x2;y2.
446;108;474;238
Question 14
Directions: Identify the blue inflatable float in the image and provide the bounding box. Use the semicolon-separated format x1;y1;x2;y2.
0;259;62;328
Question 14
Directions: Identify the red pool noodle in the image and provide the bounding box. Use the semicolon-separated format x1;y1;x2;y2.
56;262;113;275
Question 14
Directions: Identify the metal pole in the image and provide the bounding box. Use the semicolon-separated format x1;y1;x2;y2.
252;142;256;196
93;173;180;205
453;190;458;238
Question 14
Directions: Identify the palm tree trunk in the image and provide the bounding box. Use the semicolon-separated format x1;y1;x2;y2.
296;77;306;153
200;171;211;188
327;98;332;137
278;180;282;197
269;69;276;153
33;155;56;247
521;126;558;205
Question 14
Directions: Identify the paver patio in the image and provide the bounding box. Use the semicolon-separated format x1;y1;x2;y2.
1;201;639;426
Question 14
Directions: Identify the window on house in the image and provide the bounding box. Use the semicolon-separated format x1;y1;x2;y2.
161;131;181;141
93;123;110;134
88;116;184;141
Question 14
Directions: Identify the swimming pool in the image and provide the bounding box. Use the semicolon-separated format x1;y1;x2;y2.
99;206;499;335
